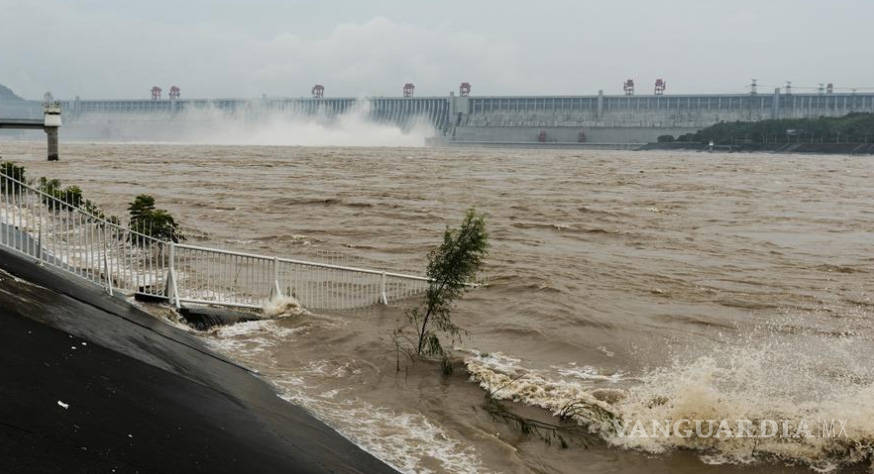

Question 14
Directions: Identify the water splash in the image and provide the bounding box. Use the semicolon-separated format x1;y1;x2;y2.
262;295;308;318
64;100;436;146
466;323;874;472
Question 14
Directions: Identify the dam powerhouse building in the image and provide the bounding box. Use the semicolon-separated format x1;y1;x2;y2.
57;82;874;145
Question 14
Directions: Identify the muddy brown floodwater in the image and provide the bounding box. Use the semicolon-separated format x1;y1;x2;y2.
3;140;874;473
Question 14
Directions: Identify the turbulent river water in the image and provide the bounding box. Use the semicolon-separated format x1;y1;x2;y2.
2;140;873;473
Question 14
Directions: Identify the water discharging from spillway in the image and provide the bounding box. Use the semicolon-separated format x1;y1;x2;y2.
5;142;874;473
60;100;436;147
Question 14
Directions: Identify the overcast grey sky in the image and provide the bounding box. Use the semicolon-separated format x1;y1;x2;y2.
1;0;872;100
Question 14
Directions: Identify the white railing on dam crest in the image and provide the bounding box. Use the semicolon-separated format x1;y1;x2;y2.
0;170;430;311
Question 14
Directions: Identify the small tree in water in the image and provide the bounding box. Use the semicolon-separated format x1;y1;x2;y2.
38;177;83;211
128;194;183;242
403;208;488;373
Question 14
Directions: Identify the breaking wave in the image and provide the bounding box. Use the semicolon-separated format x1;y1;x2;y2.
466;322;874;472
262;295;308;318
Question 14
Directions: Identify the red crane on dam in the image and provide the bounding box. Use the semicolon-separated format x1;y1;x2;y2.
654;79;666;95
169;86;181;100
459;82;471;97
403;83;415;97
623;79;634;96
312;84;324;99
150;86;162;101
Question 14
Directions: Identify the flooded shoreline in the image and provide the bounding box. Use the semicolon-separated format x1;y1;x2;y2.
2;140;872;472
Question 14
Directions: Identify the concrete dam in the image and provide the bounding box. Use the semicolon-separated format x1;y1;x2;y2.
57;89;874;145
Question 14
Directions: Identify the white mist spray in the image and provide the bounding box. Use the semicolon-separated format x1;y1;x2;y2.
65;100;437;147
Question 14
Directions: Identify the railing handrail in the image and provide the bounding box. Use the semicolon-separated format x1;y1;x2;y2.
174;242;430;281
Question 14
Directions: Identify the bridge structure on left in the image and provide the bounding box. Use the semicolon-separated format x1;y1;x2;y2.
0;104;62;160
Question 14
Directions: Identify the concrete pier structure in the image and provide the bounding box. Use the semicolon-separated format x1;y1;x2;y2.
0;103;62;160
57;89;874;145
43;103;61;160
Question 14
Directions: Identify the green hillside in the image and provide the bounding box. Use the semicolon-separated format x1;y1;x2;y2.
675;113;874;144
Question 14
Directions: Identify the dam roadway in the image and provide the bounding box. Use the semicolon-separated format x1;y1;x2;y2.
57;89;874;144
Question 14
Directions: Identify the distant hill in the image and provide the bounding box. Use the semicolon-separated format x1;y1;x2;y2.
0;83;25;102
0;83;41;119
673;112;874;144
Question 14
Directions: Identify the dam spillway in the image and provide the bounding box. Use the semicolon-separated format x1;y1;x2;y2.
56;89;874;144
60;96;452;131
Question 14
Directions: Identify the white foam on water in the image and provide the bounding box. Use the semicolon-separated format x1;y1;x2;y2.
300;359;363;379
204;319;307;360
210;318;303;340
552;362;629;383
461;351;525;376
466;354;621;432
604;350;874;471
262;295;308;318
465;335;874;472
276;385;488;474
204;319;488;474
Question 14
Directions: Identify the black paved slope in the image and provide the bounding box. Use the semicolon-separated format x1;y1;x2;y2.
0;248;397;473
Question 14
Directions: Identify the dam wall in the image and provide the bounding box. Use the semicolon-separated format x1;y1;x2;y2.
56;90;874;144
461;92;874;127
449;90;874;144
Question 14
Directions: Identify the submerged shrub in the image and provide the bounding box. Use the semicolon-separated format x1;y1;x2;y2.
128;194;183;242
39;177;83;211
0;161;26;194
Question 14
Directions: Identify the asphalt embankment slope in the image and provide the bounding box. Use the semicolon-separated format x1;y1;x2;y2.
0;248;398;474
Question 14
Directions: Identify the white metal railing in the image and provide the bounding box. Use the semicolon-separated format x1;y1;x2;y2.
168;243;430;310
0;169;430;310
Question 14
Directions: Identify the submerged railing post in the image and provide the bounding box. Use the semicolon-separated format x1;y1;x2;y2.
102;225;113;296
165;242;180;308
269;256;283;300
36;199;43;261
380;271;388;304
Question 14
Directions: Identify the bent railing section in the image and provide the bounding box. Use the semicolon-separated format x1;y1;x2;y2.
169;244;430;310
0;170;429;310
